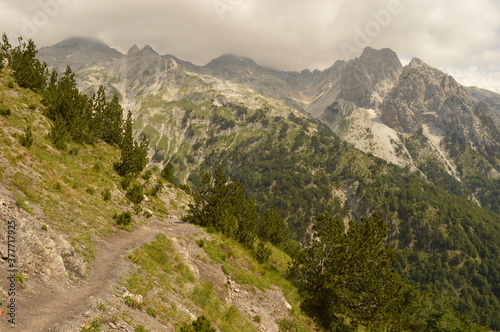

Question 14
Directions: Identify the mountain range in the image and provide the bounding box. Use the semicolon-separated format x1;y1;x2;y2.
38;37;500;211
34;37;500;329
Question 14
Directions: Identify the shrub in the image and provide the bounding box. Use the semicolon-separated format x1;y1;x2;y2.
114;212;133;227
126;183;144;205
253;241;271;264
121;176;133;190
180;315;216;332
142;169;152;181
102;188;111;201
161;162;174;182
19;126;33;148
0;107;10;117
81;318;102;332
7;81;14;88
135;326;149;332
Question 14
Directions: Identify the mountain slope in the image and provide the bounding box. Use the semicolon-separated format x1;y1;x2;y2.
36;38;500;329
0;68;311;331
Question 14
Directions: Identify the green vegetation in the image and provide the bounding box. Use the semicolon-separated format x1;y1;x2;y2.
114;211;133;228
2;35;499;331
180;315;216;332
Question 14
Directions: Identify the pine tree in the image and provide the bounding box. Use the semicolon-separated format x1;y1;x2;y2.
0;33;12;70
183;166;258;247
115;111;148;176
289;213;405;330
44;66;92;144
10;37;47;91
104;94;124;146
161;162;175;183
259;207;288;246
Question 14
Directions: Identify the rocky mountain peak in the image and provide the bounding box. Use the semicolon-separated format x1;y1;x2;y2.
127;44;140;54
408;57;429;69
143;44;157;53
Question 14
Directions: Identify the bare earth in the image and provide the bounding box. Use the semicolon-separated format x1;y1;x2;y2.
12;219;171;332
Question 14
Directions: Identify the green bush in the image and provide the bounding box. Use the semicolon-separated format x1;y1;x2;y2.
19;126;33;148
142;169;152;180
102;188;111;201
0;107;10;117
126;183;144;205
180;315;216;332
114;212;133;227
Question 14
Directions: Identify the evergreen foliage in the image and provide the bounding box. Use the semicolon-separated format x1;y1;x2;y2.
289;213;405;330
197;111;500;329
9;36;47;91
126;183;144;205
259;207;288;246
114;211;133;227
180;315;216;332
161;162;174;182
184;165;258;248
114;111;148;176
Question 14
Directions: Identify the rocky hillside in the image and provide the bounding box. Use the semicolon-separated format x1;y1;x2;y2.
34;37;500;329
0;68;310;331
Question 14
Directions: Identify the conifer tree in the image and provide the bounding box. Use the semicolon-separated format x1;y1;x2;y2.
259;207;288;246
0;33;12;70
115;111;148;176
289;213;405;330
90;85;107;139
10;37;47;91
104;94;124;146
184;166;258;248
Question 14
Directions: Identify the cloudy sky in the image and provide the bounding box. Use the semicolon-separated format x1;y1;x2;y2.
1;0;499;92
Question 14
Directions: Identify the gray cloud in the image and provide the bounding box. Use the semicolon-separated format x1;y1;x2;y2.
0;0;499;92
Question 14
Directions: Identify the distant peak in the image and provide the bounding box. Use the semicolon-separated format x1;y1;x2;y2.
143;45;157;54
408;57;429;68
127;45;139;54
53;37;109;48
359;47;399;61
206;54;257;67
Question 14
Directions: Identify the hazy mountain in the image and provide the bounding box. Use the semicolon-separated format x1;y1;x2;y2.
38;37;123;72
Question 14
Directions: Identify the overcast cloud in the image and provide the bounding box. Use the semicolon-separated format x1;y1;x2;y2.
0;0;499;92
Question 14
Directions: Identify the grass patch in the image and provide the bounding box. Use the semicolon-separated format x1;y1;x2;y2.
189;282;255;332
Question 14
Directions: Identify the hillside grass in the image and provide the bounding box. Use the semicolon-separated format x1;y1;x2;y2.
0;69;175;263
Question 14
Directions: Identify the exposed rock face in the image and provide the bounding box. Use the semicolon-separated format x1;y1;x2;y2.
116;44;166;81
0;185;86;285
381;98;419;133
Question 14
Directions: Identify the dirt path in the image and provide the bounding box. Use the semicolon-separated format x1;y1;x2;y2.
14;220;175;331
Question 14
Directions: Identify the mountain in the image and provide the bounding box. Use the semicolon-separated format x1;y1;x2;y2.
38;37;123;72
0;67;311;331
35;37;500;329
